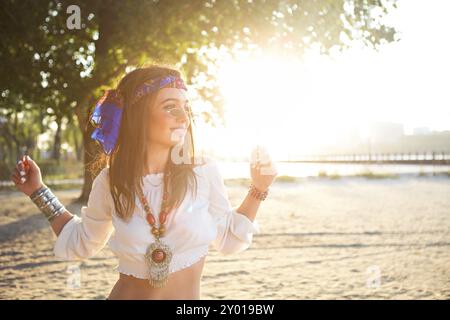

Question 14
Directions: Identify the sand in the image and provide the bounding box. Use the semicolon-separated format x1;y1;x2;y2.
1;175;449;299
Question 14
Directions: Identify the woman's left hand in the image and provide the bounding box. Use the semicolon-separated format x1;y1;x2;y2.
249;146;278;192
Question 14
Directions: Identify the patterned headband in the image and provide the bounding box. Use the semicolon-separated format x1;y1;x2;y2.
90;75;188;155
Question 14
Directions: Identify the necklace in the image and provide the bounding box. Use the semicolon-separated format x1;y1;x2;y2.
137;167;173;288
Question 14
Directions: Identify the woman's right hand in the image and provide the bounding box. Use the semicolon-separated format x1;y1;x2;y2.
10;155;45;197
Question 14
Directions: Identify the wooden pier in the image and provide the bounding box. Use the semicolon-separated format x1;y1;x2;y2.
283;151;450;165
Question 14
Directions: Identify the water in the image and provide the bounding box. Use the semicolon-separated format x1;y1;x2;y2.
217;161;450;179
2;162;448;187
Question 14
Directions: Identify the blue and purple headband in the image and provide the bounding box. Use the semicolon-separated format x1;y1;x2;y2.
90;75;188;155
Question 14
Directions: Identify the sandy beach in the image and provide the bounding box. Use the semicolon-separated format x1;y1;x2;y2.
1;175;449;299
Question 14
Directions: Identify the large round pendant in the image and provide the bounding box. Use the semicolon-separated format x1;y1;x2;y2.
144;239;173;288
151;249;166;263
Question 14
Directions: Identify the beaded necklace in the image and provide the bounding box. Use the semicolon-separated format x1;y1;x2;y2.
137;166;174;288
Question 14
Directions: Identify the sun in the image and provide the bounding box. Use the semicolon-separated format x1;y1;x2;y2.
195;45;403;161
213;52;342;160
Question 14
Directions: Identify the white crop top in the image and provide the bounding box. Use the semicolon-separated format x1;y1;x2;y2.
53;157;261;279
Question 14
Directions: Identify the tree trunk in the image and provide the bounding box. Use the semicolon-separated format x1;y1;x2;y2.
52;115;62;164
75;94;98;203
79;128;97;202
74;3;123;203
73;124;83;161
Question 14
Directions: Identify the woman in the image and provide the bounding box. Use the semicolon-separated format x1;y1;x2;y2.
10;65;277;300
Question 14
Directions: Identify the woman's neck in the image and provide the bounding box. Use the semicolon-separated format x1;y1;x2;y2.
143;146;170;175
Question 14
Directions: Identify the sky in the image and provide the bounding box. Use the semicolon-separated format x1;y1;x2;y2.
193;0;450;160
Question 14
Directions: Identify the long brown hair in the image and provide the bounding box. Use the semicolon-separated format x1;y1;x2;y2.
89;64;203;222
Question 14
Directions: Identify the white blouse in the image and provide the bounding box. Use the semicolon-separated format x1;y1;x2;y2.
53;157;261;279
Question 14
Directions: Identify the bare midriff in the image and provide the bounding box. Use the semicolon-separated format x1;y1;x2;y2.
107;256;206;300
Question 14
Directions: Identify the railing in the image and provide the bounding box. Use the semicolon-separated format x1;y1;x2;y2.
284;151;450;165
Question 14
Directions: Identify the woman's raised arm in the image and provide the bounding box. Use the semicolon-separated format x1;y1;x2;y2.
11;155;114;260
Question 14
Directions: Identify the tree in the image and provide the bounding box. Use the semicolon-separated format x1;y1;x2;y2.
0;0;398;201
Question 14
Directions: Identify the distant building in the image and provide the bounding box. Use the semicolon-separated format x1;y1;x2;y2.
413;127;431;135
369;122;404;144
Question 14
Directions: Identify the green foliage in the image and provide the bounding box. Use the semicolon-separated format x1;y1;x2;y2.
356;170;399;179
317;170;341;179
0;0;398;193
0;158;83;181
37;159;84;180
318;170;328;177
276;175;298;182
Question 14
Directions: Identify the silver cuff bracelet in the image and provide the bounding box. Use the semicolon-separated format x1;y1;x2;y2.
30;186;66;221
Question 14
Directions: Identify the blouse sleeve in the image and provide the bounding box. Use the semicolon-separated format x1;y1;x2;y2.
53;167;114;260
205;158;261;255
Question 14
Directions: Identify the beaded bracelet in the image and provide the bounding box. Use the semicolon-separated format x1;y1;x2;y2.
30;186;66;221
248;183;269;201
